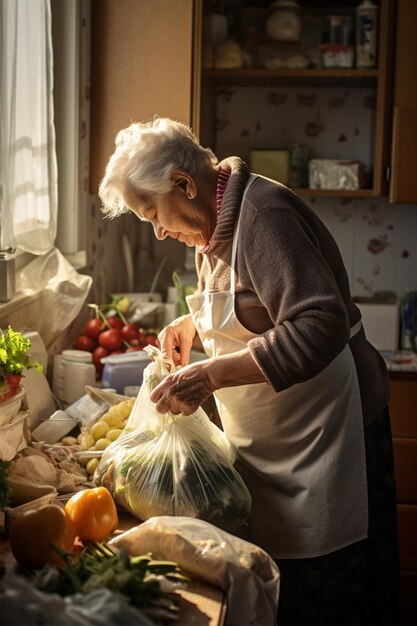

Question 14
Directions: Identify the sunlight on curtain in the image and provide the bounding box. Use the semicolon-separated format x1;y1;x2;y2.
0;0;57;254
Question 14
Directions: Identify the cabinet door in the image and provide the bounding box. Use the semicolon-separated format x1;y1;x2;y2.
389;0;417;203
393;439;417;503
90;0;200;193
389;377;417;438
397;505;417;570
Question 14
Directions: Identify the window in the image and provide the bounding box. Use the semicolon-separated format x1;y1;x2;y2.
0;0;86;283
0;0;57;255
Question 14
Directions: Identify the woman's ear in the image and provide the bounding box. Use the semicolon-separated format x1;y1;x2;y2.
171;170;197;199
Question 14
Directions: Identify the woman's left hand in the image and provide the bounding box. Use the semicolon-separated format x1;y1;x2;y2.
150;360;219;416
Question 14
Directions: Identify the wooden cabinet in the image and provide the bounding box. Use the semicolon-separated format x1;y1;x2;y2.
89;0;200;194
388;0;417;203
389;372;417;625
198;0;394;198
89;0;395;200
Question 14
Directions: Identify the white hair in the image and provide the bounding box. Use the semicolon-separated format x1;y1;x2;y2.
98;117;218;218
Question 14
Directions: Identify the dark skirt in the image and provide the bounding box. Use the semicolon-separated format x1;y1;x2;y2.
275;406;403;626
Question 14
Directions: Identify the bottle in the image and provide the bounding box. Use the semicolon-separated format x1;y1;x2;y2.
400;290;417;351
356;0;378;68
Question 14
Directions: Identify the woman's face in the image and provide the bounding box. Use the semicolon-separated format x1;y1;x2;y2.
126;170;217;248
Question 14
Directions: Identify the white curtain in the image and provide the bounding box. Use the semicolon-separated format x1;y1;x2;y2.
0;0;57;254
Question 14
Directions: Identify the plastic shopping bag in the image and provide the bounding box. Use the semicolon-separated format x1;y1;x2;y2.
110;516;281;626
94;347;251;531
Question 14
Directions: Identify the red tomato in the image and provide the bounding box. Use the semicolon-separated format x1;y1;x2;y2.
144;333;158;346
84;318;105;339
106;315;124;331
126;346;143;352
121;323;142;343
73;335;96;352
127;337;143;347
98;329;123;351
92;346;109;373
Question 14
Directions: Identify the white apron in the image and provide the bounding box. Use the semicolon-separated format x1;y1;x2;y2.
186;175;368;558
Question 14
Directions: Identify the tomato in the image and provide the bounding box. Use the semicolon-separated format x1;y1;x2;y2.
126;346;143;352
73;334;96;352
65;486;118;543
121;323;142;343
9;504;76;569
144;333;158;347
92;345;109;374
84;318;105;340
106;315;124;331
98;329;123;351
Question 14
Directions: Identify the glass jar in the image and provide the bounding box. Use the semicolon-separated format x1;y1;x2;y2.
320;15;354;68
266;0;302;42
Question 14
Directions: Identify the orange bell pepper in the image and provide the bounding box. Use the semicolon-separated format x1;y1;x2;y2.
65;486;118;542
9;504;76;569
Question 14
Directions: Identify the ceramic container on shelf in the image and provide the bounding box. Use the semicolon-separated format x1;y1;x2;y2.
356;0;378;68
266;0;302;42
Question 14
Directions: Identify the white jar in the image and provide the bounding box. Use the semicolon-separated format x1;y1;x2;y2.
356;0;378;68
266;0;302;42
52;349;95;405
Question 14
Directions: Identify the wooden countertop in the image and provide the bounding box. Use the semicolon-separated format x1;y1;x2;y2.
0;508;227;626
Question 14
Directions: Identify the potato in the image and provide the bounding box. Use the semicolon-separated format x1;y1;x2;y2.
101;412;125;429
60;436;78;446
94;437;111;451
86;457;99;476
90;420;110;442
107;428;122;442
78;433;95;451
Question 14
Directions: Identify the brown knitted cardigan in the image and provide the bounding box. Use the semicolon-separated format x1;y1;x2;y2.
195;156;389;426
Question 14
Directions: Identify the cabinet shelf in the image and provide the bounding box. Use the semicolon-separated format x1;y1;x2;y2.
293;188;377;198
202;68;379;87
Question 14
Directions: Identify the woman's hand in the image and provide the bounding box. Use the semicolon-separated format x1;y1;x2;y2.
150;360;219;416
158;314;196;368
150;348;266;416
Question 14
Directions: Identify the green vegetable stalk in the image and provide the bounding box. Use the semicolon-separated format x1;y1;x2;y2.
46;541;190;620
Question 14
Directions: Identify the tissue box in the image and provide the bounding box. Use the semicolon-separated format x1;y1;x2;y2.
309;159;365;190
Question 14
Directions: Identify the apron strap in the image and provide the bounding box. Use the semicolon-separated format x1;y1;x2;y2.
230;174;257;294
350;320;362;338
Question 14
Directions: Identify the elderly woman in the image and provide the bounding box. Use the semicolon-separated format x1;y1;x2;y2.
99;117;401;625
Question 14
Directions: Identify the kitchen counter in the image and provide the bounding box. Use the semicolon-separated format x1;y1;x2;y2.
382;351;417;373
0;509;227;626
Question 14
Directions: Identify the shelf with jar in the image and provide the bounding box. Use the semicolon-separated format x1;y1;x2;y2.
198;0;393;197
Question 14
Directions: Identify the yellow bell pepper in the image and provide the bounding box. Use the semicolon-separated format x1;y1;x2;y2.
9;504;76;569
65;486;118;543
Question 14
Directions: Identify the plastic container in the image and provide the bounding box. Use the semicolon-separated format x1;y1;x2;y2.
356;0;378;68
53;350;96;405
101;351;151;394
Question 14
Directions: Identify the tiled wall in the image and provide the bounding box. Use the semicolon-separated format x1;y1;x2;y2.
213;84;417;301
